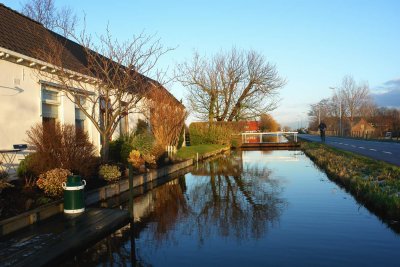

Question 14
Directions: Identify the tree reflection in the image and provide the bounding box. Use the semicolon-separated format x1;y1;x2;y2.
187;151;287;243
145;177;190;244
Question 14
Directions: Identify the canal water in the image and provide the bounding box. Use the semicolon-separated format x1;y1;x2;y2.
64;150;400;267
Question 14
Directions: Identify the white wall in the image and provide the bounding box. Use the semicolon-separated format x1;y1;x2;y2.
0;59;101;154
0;60;41;149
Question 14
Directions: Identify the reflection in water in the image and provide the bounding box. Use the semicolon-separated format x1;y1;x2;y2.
63;150;400;267
187;152;286;243
64;151;286;266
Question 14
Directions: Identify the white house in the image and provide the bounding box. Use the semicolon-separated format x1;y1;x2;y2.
0;4;177;166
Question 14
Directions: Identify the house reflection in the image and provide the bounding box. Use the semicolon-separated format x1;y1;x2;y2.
63;150;287;266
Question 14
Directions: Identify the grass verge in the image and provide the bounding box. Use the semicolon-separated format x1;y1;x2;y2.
301;141;400;220
176;144;228;160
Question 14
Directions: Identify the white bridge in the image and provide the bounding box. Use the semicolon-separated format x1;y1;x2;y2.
240;131;298;146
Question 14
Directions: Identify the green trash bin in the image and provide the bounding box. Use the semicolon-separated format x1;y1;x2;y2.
62;175;86;214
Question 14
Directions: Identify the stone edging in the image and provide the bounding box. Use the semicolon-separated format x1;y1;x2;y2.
0;146;230;236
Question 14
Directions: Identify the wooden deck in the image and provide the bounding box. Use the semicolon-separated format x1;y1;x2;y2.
0;208;129;267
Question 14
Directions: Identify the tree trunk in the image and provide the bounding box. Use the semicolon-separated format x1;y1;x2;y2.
101;135;110;162
209;93;216;123
227;82;253;121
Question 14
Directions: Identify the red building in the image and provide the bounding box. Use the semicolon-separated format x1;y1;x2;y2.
243;121;260;133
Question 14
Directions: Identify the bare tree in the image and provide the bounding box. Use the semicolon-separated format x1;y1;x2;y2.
21;0;77;36
177;49;285;122
339;75;372;122
146;85;187;148
308;97;338;129
309;75;376;133
31;22;171;161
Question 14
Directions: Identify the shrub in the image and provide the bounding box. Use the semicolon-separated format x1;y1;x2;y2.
128;150;145;170
0;171;13;192
135;119;149;135
108;138;124;163
99;164;121;183
189;122;244;145
36;168;72;197
0;170;8;180
0;179;14;191
17;154;37;187
26;123;98;178
120;132;155;165
142;153;156;167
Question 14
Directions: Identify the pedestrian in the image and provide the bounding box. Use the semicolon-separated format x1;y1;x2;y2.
318;121;327;142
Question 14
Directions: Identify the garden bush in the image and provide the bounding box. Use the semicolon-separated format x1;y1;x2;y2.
120;132;156;165
0;171;13;192
189;122;245;146
128;150;145;170
0;179;13;191
98;164;121;183
36;168;72;197
0;170;8;180
26;122;98;178
135;119;149;135
108;138;124;163
17;154;37;187
109;130;164;168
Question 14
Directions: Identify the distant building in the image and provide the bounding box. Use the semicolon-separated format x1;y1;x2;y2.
345;118;375;138
243;121;260;133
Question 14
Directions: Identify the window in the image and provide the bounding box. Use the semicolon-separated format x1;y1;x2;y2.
75;96;86;132
41;87;59;127
75;107;85;132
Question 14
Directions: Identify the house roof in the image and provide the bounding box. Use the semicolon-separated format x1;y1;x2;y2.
0;3;86;72
0;3;184;107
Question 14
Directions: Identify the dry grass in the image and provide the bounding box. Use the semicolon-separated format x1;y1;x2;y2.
302;141;400;219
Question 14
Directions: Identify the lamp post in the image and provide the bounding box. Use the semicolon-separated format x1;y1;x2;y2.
329;87;342;136
318;103;321;125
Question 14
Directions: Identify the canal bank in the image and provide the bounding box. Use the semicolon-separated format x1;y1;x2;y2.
0;146;230;236
301;141;400;220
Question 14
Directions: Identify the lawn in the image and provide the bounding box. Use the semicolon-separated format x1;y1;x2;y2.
176;144;228;160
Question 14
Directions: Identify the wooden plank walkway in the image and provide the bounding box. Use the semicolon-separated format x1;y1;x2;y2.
0;208;129;267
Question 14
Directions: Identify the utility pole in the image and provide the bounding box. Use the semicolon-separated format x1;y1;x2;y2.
318;104;321;125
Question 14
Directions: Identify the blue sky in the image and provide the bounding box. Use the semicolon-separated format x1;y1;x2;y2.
3;0;400;127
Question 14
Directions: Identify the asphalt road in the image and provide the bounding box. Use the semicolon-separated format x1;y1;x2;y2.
299;134;400;166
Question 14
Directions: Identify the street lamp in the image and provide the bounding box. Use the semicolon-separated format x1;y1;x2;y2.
329;87;342;136
318;103;321;125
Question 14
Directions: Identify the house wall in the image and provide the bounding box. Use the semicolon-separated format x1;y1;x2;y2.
112;100;148;139
0;60;41;150
0;59;101;155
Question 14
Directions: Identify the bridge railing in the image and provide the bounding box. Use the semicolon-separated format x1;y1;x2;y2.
240;132;298;144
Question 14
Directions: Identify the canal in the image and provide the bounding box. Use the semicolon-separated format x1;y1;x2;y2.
64;150;400;267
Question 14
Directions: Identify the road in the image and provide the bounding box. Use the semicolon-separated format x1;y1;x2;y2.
299;134;400;166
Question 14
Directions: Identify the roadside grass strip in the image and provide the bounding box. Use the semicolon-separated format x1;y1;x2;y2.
301;141;400;220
